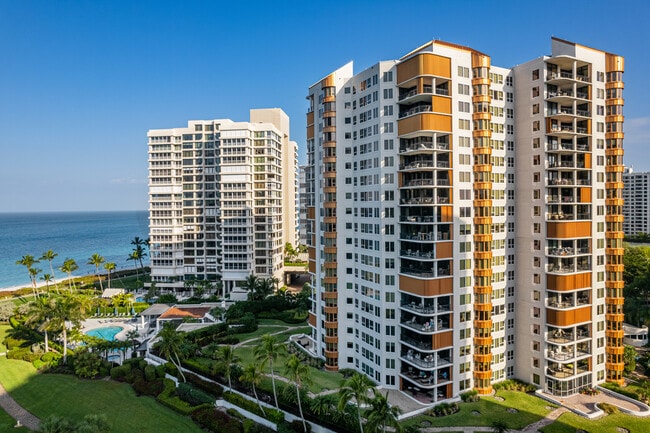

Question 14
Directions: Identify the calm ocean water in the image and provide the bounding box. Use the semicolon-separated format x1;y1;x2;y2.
0;211;150;289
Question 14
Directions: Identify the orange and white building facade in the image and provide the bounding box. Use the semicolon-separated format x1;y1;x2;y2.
306;37;624;403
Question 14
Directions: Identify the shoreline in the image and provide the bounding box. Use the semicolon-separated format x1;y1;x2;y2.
0;269;144;294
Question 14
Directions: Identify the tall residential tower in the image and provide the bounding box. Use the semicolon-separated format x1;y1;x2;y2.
305;38;624;403
148;108;297;297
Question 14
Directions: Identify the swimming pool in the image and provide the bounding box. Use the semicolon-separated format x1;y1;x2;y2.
86;326;123;341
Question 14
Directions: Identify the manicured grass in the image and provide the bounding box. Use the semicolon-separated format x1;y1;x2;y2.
235;325;290;342
405;391;553;429
541;411;650;433
0;358;204;433
0;406;30;432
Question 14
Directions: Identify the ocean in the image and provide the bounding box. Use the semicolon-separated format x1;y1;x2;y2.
0;211;150;289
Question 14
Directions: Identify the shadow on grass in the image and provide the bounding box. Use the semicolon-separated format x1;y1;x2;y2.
540;410;650;433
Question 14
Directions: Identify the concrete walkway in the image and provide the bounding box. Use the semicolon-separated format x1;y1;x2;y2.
0;380;40;430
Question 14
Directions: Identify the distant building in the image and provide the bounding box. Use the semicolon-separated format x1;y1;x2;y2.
147;108;297;297
623;169;650;236
298;165;309;246
305;37;625;402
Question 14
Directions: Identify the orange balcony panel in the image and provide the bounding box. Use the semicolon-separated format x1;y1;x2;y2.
471;77;491;86
307;124;314;140
323;186;337;194
606;362;625;372
308;260;316;273
323;202;336;209
605;231;624;239
605;148;625;157
473;199;493;208
605;215;624;223
606;346;625;355
432;330;453;349
606;313;625;323
473;164;492;172
322;291;337;300
324;232;336;239
604;182;624;190
323;277;337;284
606;329;624;339
308;246;316;260
322;111;336;119
606;297;625;305
474;251;492;260
473;286;492;295
396;52;451;84
547;272;592;291
432;95;451;114
474;303;492;312
472;112;491;121
546;306;591;326
547;221;591;238
473;234;493;243
474;337;492;348
323;217;337;224
307;207;315;219
324;321;337;329
605;98;625;107
473;183;493;191
306;111;314;126
473;320;493;330
321;74;335;87
473;146;492;155
472;130;491;138
323;306;338;315
323;261;337;268
398;113;452;135
474;269;492;277
605;280;625;289
474;370;492;380
440;206;453;222
324;246;337;254
605;199;624;207
606;264;624;273
322;126;336;134
473;216;492;225
324;364;338;372
399;275;453;297
322;156;336;164
474;354;492;364
605;81;625;90
323;171;336;179
605;132;625;141
324;335;338;344
580;187;592;203
308;313;317;327
435;242;453;259
323;94;335;103
324;349;338;358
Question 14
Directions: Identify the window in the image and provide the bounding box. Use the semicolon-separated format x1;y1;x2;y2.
458;66;470;78
532;69;539;80
382;71;393;82
533;121;540;132
458;84;470;95
383;123;394;133
458;101;470;112
383;89;393;99
532;104;539;115
459;119;470;130
532;87;540;97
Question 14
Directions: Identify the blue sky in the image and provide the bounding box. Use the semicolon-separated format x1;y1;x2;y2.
1;0;649;212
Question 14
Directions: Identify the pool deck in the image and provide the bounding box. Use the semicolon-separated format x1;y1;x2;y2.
82;318;138;341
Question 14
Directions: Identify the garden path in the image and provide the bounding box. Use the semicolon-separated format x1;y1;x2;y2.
234;325;303;348
0;380;40;430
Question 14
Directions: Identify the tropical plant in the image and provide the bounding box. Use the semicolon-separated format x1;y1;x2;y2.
284;242;297;262
103;262;116;289
242;275;260;301
40;249;58;280
50;293;88;363
73;349;103;378
491;419;510;433
284;354;312;433
88;253;106;291
29;266;42;297
365;390;402;433
240;362;266;416
156;323;186;382
59;258;79;291
338;372;376;433
309;394;337;417
40;273;55;292
254;333;287;408
624;345;637;373
16;254;40;297
213;345;240;390
132;244;147;273
24;295;56;352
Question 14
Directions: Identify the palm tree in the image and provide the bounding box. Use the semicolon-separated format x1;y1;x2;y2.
309;394;337;417
50;293;86;363
40;250;58;280
131;236;146;249
213;345;240;390
242;275;260;301
285;354;312;433
59;258;79;291
127;251;140;277
365;390;402;433
16;254;39;296
40;273;55;293
126;329;140;358
254;333;286;408
156;323;186;382
28;266;42;297
103;262;116;288
338;372;376;433
240;362;266;416
131;244;147;273
88;253;106;291
24;296;55;352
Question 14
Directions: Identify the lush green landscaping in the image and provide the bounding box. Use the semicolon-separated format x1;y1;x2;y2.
405;390;554;429
0;324;10;353
0;358;204;433
0;405;29;432
541;411;650;433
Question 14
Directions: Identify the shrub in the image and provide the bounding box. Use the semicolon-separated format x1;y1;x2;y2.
243;419;275;433
5;336;27;350
110;364;131;381
177;382;216;406
73;350;103;379
492;379;536;393
32;358;46;370
428;402;459;417
338;368;357;378
191;407;243;433
133;377;165;397
598;402;619;414
461;390;480;402
186;371;224;399
277;421;311;433
144;365;157;382
156;379;207;415
223;391;284;424
601;382;641;401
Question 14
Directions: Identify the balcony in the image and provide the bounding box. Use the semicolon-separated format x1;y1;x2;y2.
399;104;432;119
400;249;435;259
401;301;451;315
401;316;450;334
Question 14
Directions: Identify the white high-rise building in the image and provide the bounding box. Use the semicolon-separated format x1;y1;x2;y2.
305;37;625;403
148;108;297;297
623;169;650;236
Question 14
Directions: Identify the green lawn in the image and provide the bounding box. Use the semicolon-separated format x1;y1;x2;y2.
0;358;203;433
0;405;30;432
0;324;10;353
541;410;650;433
405;390;554;429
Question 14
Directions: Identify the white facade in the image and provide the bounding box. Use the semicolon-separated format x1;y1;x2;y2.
623;170;650;236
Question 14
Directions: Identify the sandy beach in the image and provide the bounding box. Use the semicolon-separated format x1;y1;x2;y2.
0;276;88;294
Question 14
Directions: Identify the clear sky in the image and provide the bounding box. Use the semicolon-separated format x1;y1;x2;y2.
1;0;649;212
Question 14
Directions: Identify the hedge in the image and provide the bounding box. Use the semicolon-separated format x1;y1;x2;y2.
191;407;242;433
156;379;208;416
223;391;284;424
186;371;224;399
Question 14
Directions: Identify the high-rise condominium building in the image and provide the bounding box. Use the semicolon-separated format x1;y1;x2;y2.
305;38;624;403
623;169;650;236
148;108;297;297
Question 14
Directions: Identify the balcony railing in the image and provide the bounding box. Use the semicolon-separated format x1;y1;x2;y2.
401;249;435;259
399;105;432;119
